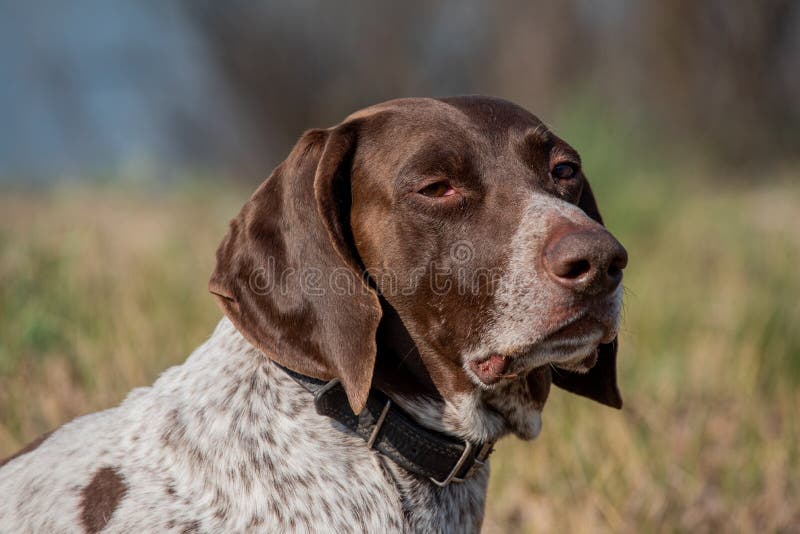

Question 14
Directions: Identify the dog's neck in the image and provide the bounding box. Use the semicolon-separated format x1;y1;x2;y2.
178;318;490;530
372;309;524;445
372;302;546;444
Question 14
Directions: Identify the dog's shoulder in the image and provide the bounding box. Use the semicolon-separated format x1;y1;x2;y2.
0;320;237;531
0;319;413;532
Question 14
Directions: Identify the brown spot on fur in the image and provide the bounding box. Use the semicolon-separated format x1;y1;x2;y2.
80;467;128;534
0;431;53;467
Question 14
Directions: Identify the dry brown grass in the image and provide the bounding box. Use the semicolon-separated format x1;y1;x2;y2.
1;177;798;532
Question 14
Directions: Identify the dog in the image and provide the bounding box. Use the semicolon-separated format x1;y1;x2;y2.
0;96;627;533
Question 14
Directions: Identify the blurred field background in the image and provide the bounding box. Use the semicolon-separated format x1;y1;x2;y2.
1;1;799;532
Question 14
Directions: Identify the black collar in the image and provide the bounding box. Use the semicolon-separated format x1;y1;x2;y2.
278;365;495;487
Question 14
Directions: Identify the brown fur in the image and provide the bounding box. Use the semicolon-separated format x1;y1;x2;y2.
79;467;128;534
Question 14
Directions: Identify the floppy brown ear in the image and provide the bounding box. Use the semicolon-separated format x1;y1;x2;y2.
551;180;623;408
209;121;381;414
576;179;605;225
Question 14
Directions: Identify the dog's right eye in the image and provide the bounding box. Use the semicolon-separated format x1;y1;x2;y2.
417;180;457;198
551;163;578;181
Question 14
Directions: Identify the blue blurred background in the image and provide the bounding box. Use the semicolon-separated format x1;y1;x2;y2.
2;0;797;182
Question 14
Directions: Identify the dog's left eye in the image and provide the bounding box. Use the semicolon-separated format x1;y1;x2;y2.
551;163;578;181
418;180;457;198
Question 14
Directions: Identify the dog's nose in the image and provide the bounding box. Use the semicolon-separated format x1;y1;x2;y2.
544;227;628;294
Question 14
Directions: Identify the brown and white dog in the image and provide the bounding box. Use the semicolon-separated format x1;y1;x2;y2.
0;96;627;533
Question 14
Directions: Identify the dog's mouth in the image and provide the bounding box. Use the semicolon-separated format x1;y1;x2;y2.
467;347;598;386
466;316;613;386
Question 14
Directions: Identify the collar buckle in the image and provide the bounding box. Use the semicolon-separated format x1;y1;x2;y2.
429;440;473;487
295;368;496;489
430;440;495;487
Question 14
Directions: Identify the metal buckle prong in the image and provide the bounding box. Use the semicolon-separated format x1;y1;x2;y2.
366;399;392;449
457;440;494;481
313;378;341;399
476;441;494;463
429;440;473;487
312;378;342;415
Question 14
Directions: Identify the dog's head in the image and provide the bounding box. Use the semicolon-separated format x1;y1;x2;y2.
210;96;627;441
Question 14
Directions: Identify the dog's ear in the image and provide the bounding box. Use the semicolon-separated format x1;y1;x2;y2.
209;120;381;414
551;180;623;408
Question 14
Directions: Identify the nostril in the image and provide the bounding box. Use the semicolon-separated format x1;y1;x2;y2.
545;227;627;291
561;259;592;279
605;250;627;287
608;249;628;277
613;246;629;271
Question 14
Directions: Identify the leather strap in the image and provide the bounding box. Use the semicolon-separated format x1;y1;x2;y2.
278;364;494;486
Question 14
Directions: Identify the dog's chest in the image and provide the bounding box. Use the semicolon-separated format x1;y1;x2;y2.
124;324;487;532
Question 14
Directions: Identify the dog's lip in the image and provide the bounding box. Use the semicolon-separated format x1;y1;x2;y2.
552;345;599;371
543;316;606;343
466;315;613;386
467;354;513;385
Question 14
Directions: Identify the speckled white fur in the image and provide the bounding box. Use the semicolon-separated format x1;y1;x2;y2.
0;318;489;533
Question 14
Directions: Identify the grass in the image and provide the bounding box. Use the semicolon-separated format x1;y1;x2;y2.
1;171;798;532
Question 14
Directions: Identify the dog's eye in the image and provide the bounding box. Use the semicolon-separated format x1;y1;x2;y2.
418;180;456;198
551;163;578;181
